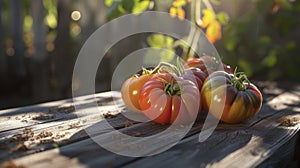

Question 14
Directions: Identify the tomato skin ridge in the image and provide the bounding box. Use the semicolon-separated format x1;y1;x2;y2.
185;56;234;75
122;58;261;124
121;74;153;112
138;73;201;124
201;71;263;123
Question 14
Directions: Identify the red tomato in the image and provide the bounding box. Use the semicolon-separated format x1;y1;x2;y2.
139;73;201;124
121;74;153;112
185;56;233;75
201;71;263;123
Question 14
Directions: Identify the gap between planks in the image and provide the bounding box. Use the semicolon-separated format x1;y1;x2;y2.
2;87;300;167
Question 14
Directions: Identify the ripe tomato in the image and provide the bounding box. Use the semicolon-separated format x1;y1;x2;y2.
182;67;207;90
201;71;263;123
121;74;153;112
185;56;233;75
139;73;200;124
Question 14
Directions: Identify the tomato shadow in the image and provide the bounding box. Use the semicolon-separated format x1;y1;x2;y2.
57;82;300;167
57;110;174;167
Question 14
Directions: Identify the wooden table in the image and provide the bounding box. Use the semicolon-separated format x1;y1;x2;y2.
1;81;300;168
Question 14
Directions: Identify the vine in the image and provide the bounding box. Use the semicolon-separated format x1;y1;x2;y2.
105;0;229;61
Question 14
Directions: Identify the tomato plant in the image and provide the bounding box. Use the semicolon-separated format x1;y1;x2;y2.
185;56;233;75
201;70;262;123
139;73;201;124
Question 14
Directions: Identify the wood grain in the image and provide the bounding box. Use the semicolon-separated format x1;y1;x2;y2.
0;85;299;168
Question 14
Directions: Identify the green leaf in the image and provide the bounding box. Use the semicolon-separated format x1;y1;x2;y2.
45;13;57;29
118;4;127;13
262;49;277;67
259;36;271;46
165;36;174;48
105;0;114;7
43;0;57;15
147;34;174;48
106;2;126;21
160;49;175;62
24;15;33;31
121;0;149;14
285;41;296;52
147;34;165;48
225;37;237;52
132;0;150;14
217;12;229;25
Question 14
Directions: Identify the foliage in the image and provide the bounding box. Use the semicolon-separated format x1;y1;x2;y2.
145;34;176;64
105;0;151;21
201;9;228;43
169;0;190;20
217;0;300;81
104;0;300;81
105;0;229;65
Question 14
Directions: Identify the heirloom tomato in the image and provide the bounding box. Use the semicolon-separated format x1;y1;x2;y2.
139;73;201;124
121;74;153;112
182;67;207;90
185;56;233;75
201;70;262;123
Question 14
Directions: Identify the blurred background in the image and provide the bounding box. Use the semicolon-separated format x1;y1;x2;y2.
0;0;299;110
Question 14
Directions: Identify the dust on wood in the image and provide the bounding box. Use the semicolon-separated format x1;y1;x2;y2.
54;105;75;114
32;114;55;120
279;116;300;127
0;160;26;168
125;120;134;127
103;112;117;119
0;87;299;167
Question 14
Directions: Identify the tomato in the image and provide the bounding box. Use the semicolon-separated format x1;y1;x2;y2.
182;67;207;90
139;73;201;124
185;56;233;75
121;74;153;112
201;71;263;123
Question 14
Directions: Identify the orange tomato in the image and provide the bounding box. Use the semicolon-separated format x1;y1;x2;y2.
121;74;153;112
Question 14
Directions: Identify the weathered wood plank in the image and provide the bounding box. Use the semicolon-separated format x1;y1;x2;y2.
258;133;299;168
122;112;300;168
0;91;129;161
0;92;119;132
0;91;125;134
1;84;299;168
5;88;298;168
0;111;135;161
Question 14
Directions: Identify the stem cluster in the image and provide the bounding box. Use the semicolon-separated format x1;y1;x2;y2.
163;78;181;96
231;68;250;91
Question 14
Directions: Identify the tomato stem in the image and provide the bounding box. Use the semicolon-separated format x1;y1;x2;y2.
162;77;181;96
231;68;250;91
151;62;183;76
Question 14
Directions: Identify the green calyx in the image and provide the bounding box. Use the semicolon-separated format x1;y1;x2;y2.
231;68;250;91
153;58;186;76
162;78;181;96
141;67;153;75
140;58;185;77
